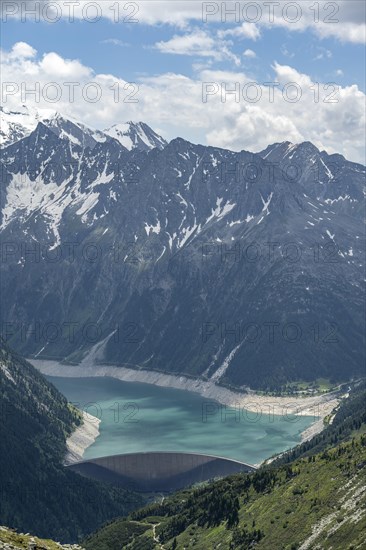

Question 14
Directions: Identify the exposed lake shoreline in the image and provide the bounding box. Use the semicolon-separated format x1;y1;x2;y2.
64;410;101;465
31;358;341;459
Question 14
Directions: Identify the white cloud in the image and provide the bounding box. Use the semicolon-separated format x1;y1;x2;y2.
39;52;91;78
1;43;365;164
257;0;366;44
243;49;256;58
156;30;216;56
7;42;37;59
272;62;313;88
314;20;365;44
101;39;130;47
155;29;241;66
218;22;260;41
2;1;365;43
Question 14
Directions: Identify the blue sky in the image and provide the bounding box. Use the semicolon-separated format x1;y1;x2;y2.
2;16;364;87
1;1;365;162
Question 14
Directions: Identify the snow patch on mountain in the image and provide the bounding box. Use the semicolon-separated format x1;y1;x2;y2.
206;198;236;224
260;192;273;214
0;105;56;147
178;223;199;248
211;342;242;381
76;192;100;222
104;121;167;151
0;361;15;384
0;171;73;235
145;220;161;236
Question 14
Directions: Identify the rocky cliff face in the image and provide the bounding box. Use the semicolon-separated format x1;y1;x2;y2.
0;110;364;389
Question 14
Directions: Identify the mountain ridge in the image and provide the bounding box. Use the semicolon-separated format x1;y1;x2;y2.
0;107;364;390
0;106;167;152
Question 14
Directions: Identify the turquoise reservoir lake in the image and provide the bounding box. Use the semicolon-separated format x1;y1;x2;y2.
48;376;315;464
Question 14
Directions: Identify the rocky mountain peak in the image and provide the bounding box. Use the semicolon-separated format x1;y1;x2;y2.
104;120;167;151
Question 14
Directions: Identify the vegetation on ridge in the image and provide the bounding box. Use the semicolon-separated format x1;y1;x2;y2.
83;382;366;549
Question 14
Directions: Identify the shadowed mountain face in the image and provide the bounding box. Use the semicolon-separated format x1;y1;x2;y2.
0;113;365;390
0;338;143;541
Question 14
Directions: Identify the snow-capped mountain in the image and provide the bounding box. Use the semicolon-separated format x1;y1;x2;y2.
0;108;364;390
40;112;110;148
104;121;167;151
259;141;365;216
0;106;167;152
0;105;55;146
0;105;107;148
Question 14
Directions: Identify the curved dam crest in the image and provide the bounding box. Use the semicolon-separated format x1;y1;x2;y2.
67;451;256;492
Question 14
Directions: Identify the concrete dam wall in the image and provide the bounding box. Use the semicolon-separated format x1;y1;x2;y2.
68;451;256;492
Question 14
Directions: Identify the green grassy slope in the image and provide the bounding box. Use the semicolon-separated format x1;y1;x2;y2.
271;380;366;465
83;383;366;550
84;434;366;550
